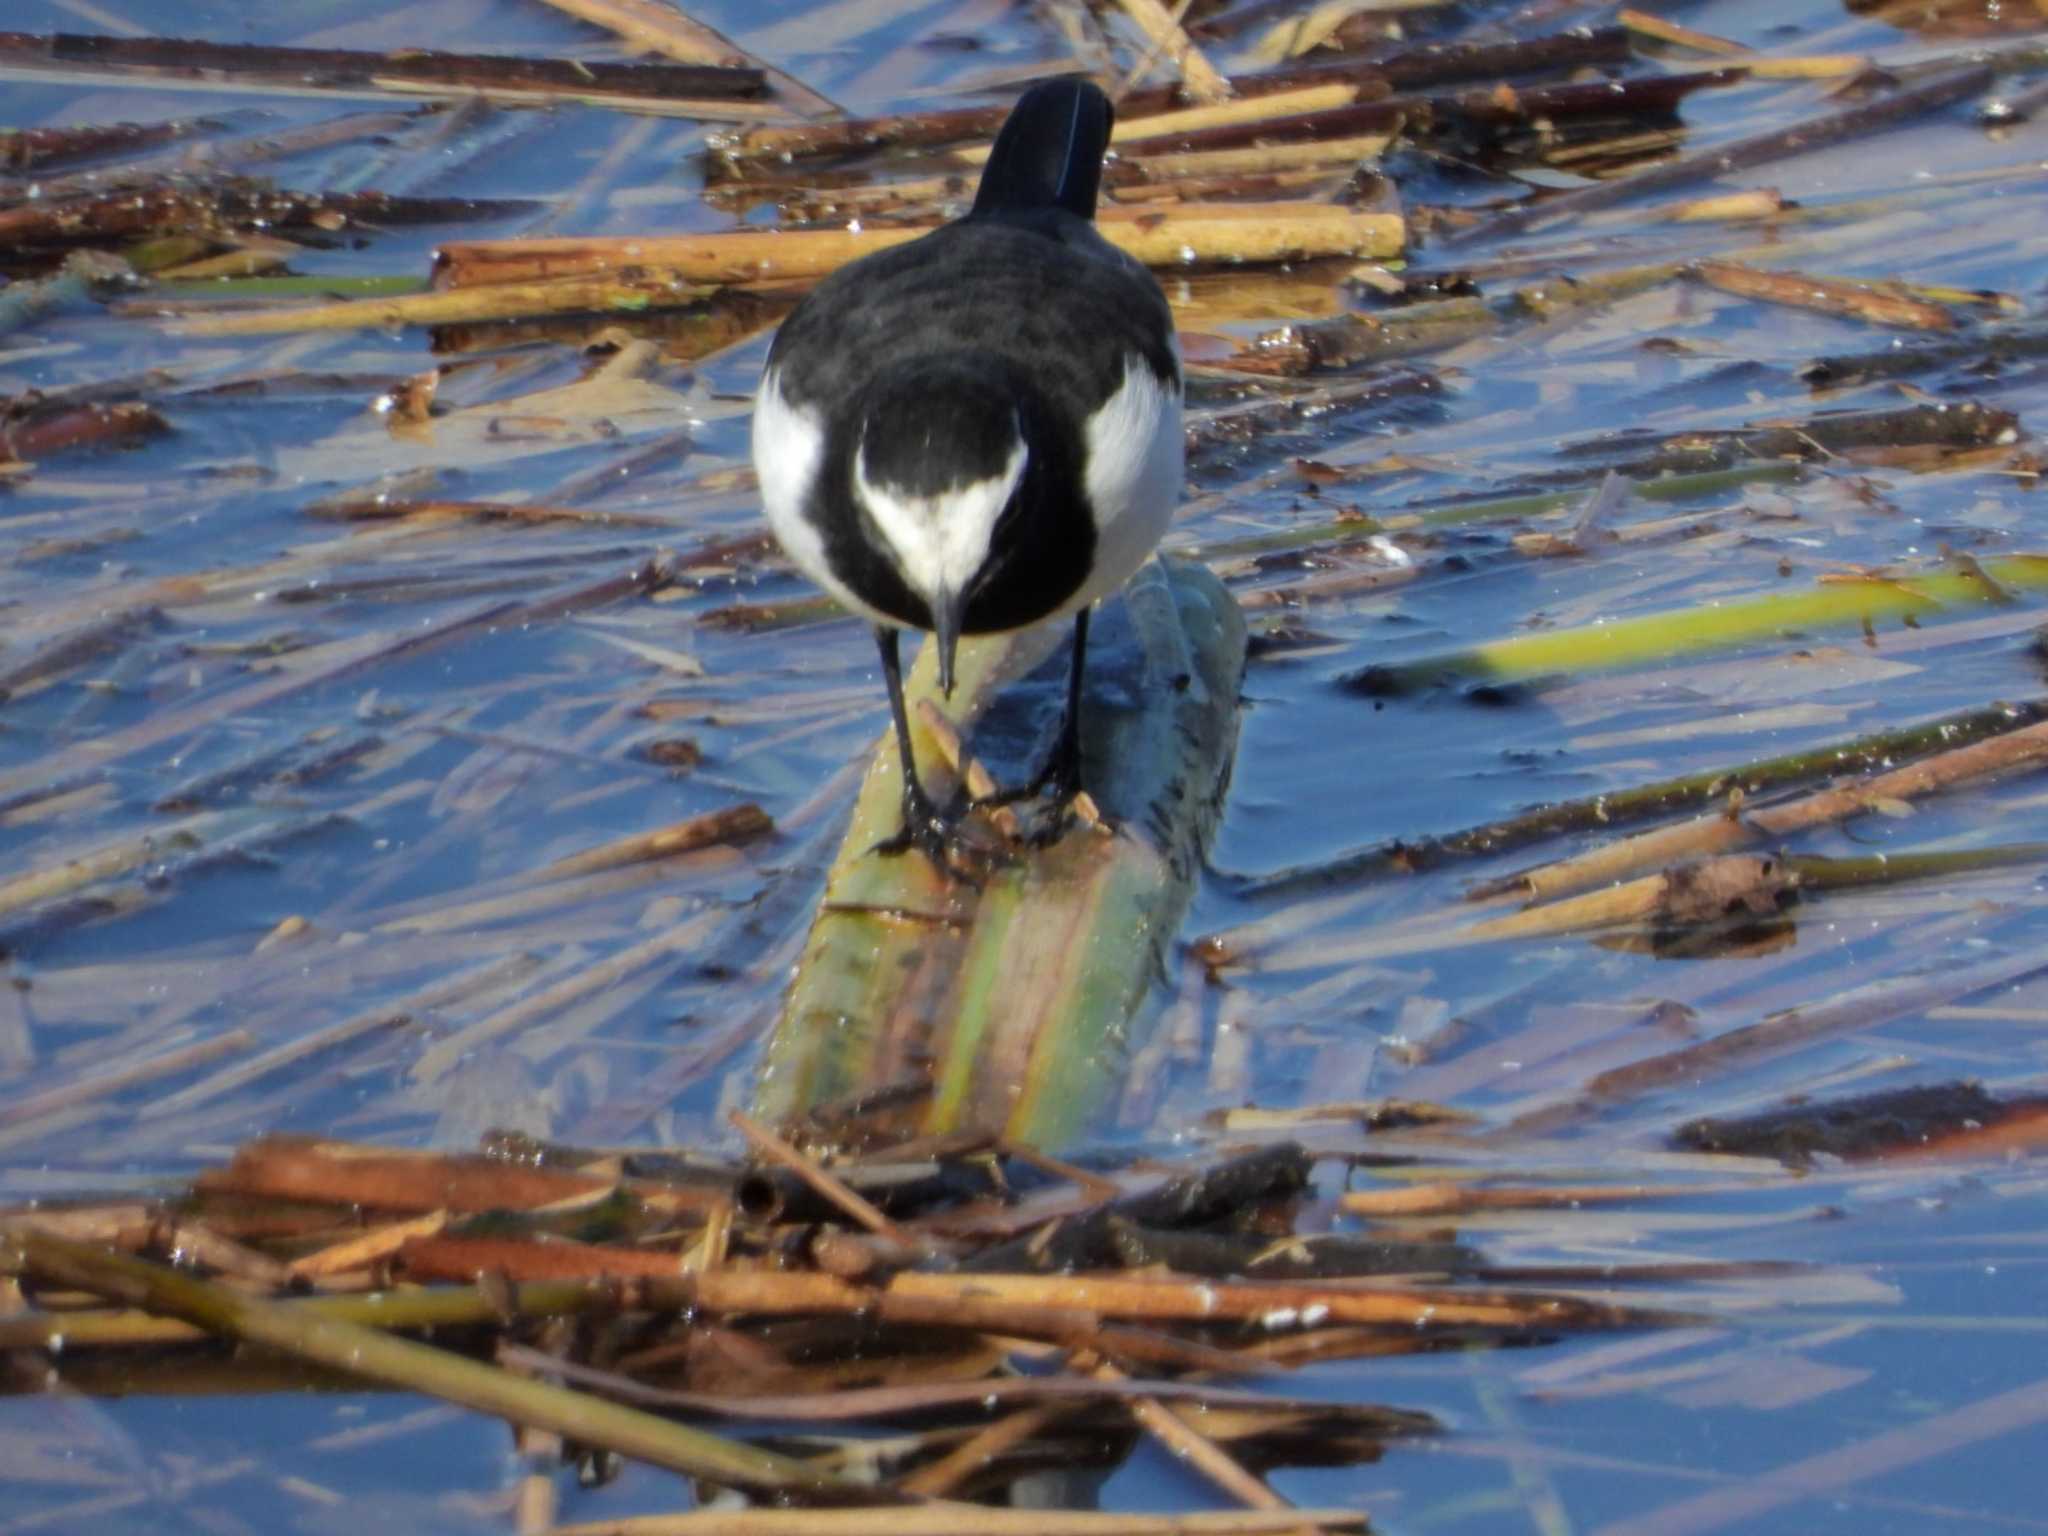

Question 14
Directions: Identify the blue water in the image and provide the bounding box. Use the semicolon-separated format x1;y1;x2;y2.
7;0;2048;1528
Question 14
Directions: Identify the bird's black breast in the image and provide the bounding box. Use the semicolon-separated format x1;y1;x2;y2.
802;364;1096;636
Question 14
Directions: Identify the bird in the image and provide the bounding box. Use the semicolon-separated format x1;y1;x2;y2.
751;78;1184;869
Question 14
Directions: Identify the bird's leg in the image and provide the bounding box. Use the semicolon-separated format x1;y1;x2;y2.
868;625;964;871
1036;605;1091;804
974;608;1091;815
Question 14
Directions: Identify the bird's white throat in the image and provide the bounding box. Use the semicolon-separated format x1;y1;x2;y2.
852;435;1029;611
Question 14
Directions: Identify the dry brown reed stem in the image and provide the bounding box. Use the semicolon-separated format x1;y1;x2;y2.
0;115;206;170
1502;715;2048;904
1114;0;1233;103
432;204;1405;290
1098;1362;1293;1513
1212;1101;1474;1133
1000;1141;1125;1203
1116;134;1393;182
10;1232;862;1501
725;82;1366;169
1616;7;1869;75
190;1134;727;1215
1693;260;1956;330
1614;7;1747;55
158;275;722;337
305;497;682;529
389;1237;1646;1331
536;803;775;880
1466;854;1795;942
913;700;1022;841
1114;83;1367;142
514;1415;558;1536
404;1234;691;1279
1664;189;1785;223
728;1109;934;1256
545;1510;1369;1534
0;1205;152;1246
531;0;838;117
712;28;1629;167
1722;53;1868;80
0;32;786;120
287;1213;447;1280
909;700;998;802
897;1402;1071;1498
0;812;211;918
127;1218;295;1289
1451;63;1993;245
366;82;792;118
1340;1182;1705;1218
0;30;765;97
1;399;167;461
843;1267;1609;1330
1901;1104;2048;1162
1111;167;1350;205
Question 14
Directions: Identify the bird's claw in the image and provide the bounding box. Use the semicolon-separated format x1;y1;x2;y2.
871;788;988;882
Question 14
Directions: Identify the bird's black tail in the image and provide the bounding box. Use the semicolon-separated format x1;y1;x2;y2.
970;79;1113;223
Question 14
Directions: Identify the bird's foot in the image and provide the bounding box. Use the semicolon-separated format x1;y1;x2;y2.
871;785;994;881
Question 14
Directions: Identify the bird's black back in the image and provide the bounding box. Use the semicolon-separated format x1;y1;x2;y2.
970;78;1111;222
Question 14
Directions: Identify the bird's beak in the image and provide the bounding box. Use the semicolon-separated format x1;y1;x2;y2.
933;585;965;699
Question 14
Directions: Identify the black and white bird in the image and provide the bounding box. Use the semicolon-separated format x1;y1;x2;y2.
751;79;1184;867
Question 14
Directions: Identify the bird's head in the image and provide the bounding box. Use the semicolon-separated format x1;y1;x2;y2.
852;363;1029;697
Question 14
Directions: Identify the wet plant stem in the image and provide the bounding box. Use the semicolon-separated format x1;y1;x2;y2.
1346;555;2048;696
5;1232;870;1499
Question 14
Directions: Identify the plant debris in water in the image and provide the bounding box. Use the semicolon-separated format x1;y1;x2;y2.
0;1119;1834;1512
8;0;2048;1528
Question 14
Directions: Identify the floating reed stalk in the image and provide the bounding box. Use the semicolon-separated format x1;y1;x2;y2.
161;275;717;337
752;559;1245;1148
0;29;768;105
1502;712;2048;904
1249;696;2048;897
1451;63;1994;244
545;1510;1367;1535
1693;260;1957;331
6;1231;868;1500
433;204;1405;290
1346;555;2048;695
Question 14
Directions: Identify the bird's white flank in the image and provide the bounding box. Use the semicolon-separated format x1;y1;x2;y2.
1073;351;1184;611
753;368;881;622
852;432;1030;612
